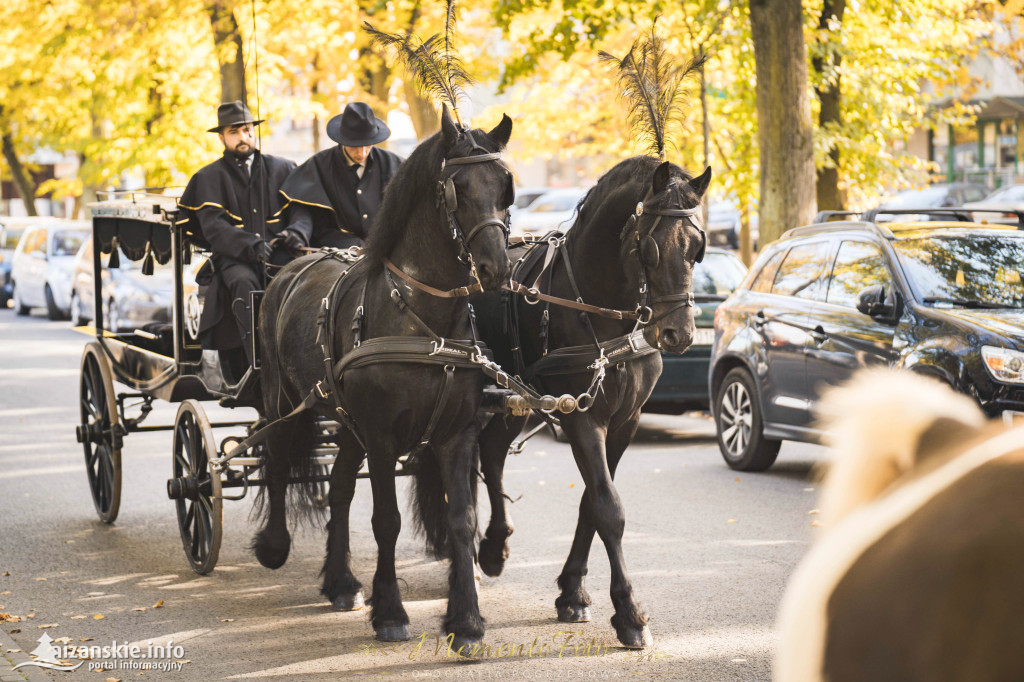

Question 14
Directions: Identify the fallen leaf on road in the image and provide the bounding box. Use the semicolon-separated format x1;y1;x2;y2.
0;591;10;595
38;623;59;629
80;638;94;642
735;478;741;482
175;660;191;664
0;613;21;623
26;613;35;619
810;520;822;527
93;614;105;620
569;483;574;488
727;519;737;523
220;618;234;622
808;509;820;515
71;615;87;620
2;571;10;576
132;608;146;612
64;540;75;544
106;677;122;682
35;577;46;582
9;628;20;633
54;637;72;643
152;600;164;608
7;649;21;653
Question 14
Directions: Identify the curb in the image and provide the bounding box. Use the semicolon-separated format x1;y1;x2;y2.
0;627;56;682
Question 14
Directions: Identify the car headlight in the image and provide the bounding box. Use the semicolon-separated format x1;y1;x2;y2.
982;346;1024;384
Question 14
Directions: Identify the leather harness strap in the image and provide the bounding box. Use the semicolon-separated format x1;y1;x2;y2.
384;257;483;298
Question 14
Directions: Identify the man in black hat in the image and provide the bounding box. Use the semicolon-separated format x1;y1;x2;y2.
279;102;403;248
177;100;299;377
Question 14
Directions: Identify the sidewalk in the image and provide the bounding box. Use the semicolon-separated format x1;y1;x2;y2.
1;628;53;682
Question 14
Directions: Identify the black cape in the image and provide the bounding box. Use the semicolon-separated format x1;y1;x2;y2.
280;145;402;248
177;150;295;348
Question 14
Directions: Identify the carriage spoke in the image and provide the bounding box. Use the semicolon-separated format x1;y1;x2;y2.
174;450;192;476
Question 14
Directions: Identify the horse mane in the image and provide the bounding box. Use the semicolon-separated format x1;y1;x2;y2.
569;155;699;244
363;126;505;264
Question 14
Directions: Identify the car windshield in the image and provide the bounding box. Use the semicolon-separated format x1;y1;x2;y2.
529;194;581;212
53;230;86;256
893;235;1024;308
692;252;747;297
984;185;1024;202
0;228;25;249
881;187;949;209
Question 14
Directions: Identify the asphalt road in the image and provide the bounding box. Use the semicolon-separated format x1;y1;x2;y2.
0;308;828;681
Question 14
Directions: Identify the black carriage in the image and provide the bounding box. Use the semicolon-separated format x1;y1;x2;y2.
74;194;347;574
73;193;540;576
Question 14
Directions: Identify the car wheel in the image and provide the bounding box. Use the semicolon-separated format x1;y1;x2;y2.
70;290;87;326
12;282;30;316
45;284;66;321
714;367;781;471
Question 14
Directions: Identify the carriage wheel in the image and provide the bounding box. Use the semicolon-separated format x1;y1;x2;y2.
169;399;223;574
78;342;122;523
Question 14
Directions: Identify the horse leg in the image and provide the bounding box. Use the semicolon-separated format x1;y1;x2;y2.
477;414;526;577
557;417;650;648
321;429;366;611
436;430;486;654
251;417;307;569
366;449;410;641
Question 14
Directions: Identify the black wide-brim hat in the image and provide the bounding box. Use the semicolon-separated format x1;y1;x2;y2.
208;100;265;133
326;102;391;147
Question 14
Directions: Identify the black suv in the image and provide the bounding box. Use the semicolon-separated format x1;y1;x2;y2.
709;208;1024;471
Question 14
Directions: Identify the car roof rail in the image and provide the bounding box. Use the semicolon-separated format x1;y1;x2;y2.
784;220;889;239
861;207;977;224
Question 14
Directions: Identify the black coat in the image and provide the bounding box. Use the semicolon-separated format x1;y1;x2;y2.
280;145;402;248
178;151;295;347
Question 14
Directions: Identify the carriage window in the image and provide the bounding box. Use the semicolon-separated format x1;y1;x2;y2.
749;250;786;293
772;241;831;299
827;241;892;309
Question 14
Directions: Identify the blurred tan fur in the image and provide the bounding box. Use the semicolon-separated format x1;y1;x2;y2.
814;368;985;527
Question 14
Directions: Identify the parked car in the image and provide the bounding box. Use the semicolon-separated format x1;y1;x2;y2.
0;217;54;309
510;186;550;212
645;247;748;413
963;183;1024;225
706;199;759;250
874;183;988;221
69;237;202;334
511;187;588;235
709;210;1024;471
10;220;89;319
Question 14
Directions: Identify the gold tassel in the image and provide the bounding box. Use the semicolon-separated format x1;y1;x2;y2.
107;237;120;269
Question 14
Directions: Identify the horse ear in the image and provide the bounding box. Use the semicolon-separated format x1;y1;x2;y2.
687;166;713;198
441;104;460;147
652;161;672;194
487;114;513;149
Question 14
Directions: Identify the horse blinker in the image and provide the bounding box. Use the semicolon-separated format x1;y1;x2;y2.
639;235;660;269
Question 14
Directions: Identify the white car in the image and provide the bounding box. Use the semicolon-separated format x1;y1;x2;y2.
963;184;1024;225
510;187;588;235
10;220;90;319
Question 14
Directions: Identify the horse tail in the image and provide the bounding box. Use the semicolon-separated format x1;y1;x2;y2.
410;447;451;559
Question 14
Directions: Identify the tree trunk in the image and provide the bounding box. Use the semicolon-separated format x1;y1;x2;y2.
814;0;846;211
206;0;247;105
749;0;817;243
1;128;37;216
404;82;439;141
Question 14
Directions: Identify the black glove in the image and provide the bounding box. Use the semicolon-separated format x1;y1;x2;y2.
252;241;272;264
275;230;305;255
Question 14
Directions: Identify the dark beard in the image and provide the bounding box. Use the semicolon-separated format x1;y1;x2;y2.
230;147;254;162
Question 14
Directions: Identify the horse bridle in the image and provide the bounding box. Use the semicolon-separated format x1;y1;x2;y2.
436;133;513;269
621;186;707;327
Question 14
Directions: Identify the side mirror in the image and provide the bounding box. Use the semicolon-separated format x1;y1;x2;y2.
30;250;47;261
856;284;897;320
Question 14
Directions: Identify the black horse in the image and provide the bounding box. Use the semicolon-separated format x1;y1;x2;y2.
473;156;710;648
253;106;514;650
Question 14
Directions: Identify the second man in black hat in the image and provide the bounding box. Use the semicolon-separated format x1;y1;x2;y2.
279;102;403;249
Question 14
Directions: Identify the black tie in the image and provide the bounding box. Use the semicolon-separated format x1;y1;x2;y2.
349;163;361;184
238;159;250;180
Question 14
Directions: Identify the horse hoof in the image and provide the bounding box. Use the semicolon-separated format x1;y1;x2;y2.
478;538;508;577
557;604;591;623
332;591;364;611
449;635;482;659
616;625;653;649
374;624;410;642
252;532;290;569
